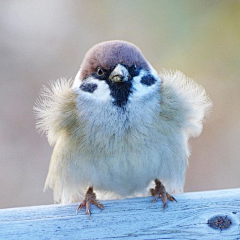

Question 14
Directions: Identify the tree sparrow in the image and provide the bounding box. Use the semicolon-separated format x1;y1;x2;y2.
35;40;212;218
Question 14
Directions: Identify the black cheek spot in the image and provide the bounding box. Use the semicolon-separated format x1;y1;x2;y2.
140;74;157;86
80;83;98;93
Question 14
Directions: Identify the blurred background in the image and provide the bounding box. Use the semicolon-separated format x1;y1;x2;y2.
0;0;239;209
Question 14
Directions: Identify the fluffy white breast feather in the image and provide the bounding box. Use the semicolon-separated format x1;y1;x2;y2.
34;70;212;204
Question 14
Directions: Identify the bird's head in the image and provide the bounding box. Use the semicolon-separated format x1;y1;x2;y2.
73;40;161;108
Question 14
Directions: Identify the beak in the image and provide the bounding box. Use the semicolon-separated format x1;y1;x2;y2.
109;64;130;83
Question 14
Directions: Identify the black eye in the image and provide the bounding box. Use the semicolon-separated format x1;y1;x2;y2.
129;64;139;77
96;67;104;76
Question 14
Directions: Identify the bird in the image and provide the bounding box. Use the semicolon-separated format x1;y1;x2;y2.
35;40;212;218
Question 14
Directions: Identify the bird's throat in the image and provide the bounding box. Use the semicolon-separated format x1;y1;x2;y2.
108;81;133;107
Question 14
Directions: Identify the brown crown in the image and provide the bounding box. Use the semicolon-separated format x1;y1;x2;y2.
79;40;150;80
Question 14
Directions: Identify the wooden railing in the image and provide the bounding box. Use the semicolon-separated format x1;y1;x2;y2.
0;188;239;239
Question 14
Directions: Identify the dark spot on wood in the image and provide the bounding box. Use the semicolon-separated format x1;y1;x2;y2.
141;74;156;86
80;83;97;93
208;215;232;230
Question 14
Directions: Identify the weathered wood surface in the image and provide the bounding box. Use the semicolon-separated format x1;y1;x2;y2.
0;188;239;240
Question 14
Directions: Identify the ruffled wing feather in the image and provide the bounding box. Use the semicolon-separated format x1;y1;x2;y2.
159;70;212;138
34;79;79;146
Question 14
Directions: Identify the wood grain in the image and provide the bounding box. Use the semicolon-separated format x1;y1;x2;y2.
0;188;239;239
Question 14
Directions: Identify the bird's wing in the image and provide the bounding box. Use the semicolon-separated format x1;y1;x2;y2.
158;70;212;138
34;78;79;146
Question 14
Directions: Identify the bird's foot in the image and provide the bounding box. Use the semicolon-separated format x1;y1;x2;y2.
76;187;104;219
150;179;177;211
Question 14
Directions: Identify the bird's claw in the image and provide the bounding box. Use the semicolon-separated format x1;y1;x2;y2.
76;187;104;219
76;201;85;213
150;179;177;210
163;202;168;211
166;193;177;203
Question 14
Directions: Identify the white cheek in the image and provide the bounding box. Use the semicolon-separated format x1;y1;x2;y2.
72;69;82;91
130;69;161;100
148;64;162;83
91;80;112;101
73;75;112;102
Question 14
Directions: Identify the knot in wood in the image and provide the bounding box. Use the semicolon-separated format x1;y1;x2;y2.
208;215;232;230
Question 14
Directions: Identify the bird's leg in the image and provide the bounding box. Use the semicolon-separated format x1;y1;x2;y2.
76;187;104;219
150;179;177;211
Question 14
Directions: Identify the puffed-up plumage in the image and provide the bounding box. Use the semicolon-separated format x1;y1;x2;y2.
35;52;212;205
